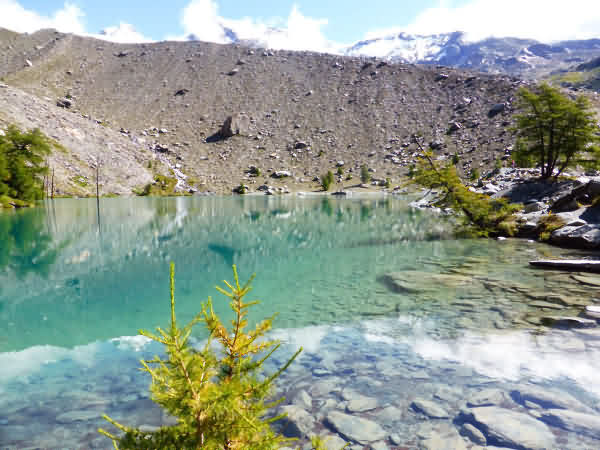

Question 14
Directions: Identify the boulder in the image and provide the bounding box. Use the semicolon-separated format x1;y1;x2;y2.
488;103;506;118
219;114;249;138
457;406;555;449
324;411;386;444
540;409;600;439
411;398;449;419
57;98;73;108
277;405;316;438
550;225;600;249
271;170;291;178
510;386;594;413
540;316;597;329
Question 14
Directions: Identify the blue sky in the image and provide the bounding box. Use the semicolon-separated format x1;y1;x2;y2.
6;0;437;43
1;0;600;50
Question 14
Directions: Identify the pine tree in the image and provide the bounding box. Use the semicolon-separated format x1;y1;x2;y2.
513;83;599;178
411;135;520;237
0;125;51;204
99;264;302;449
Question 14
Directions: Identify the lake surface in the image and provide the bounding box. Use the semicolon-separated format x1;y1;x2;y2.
1;196;600;449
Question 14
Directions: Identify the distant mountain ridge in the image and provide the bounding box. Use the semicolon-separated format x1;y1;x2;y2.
179;24;600;80
344;31;600;79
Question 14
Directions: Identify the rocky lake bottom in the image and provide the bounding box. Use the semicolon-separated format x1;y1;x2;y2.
1;196;600;449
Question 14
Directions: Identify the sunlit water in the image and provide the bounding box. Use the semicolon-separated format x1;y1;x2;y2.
1;196;599;448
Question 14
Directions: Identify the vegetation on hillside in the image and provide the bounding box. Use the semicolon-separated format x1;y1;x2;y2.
99;264;303;449
0;124;51;207
513;83;600;178
412;141;520;237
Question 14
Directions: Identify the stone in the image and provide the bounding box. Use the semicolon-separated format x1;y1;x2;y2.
57;98;73;108
419;424;468;450
530;259;600;273
540;316;597;329
488;103;506;118
292;390;313;411
277;405;315;438
460;423;487;446
346;395;378;413
411;398;449;419
324;411;386;444
294;141;309;149
458;406;555;449
467;389;510;408
510;386;593;413
573;327;600;340
540;409;600;439
380;271;471;294
524;201;546;213
56;410;103;423
529;300;564;310
584;305;600;319
322;434;348;449
219;113;249;138
310;378;339;397
374;405;402;425
272;170;291;178
550;225;600;250
572;274;600;287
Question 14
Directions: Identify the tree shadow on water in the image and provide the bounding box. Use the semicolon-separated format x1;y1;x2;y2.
0;207;61;279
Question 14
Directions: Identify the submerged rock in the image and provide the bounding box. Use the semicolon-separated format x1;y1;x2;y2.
511;386;594;413
277;405;315;438
324;411;386;444
411;398;449;419
540;409;600;439
457;406;555;449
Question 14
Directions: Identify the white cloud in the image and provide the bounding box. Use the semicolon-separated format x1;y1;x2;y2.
401;0;600;42
0;1;152;44
179;0;341;53
97;22;153;44
0;0;85;34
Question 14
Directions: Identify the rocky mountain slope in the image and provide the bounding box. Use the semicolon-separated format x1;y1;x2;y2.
550;56;600;92
346;31;600;80
0;28;531;195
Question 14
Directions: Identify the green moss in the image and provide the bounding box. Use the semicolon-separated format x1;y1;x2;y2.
137;174;181;196
536;214;567;241
71;176;89;188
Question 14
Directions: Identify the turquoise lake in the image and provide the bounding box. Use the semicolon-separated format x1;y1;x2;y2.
1;196;600;449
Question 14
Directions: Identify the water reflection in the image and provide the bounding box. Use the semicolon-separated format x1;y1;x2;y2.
0;206;60;279
1;196;600;448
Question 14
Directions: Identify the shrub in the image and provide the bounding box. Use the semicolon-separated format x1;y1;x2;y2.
537;213;567;241
139;174;178;196
451;153;460;165
513;83;599;178
412;152;521;237
0;125;51;204
233;183;247;194
469;168;479;181
99;265;303;449
321;170;334;191
336;166;344;176
360;165;371;184
385;178;392;189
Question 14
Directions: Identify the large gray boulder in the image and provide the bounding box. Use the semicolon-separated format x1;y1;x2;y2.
550;224;600;249
457;406;555;449
540;409;600;439
277;405;316;438
324;411;386;444
219;113;249;138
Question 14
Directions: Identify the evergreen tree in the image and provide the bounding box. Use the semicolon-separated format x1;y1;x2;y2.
0;125;51;204
99;264;302;449
513;84;599;178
